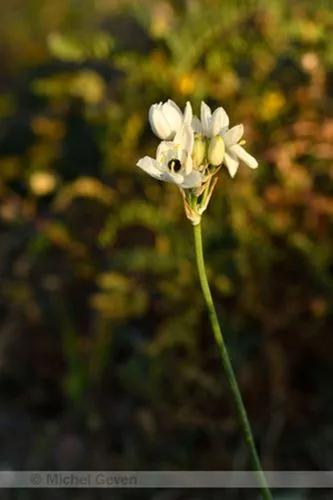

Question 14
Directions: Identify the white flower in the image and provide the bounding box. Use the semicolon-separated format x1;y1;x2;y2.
149;100;193;140
194;101;258;177
138;99;259;224
198;101;229;137
137;122;202;189
222;124;258;177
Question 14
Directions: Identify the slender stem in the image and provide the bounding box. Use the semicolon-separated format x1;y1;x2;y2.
193;222;272;500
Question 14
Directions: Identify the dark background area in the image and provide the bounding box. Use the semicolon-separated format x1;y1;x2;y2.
0;1;333;499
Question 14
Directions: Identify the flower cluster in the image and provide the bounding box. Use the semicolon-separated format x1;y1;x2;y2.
137;100;258;224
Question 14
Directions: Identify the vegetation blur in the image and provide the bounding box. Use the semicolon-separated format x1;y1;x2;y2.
0;0;333;497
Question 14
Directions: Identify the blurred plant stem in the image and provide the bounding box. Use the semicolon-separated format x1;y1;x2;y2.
193;222;272;500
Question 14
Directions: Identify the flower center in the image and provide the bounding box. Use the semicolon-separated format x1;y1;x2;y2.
167;159;182;173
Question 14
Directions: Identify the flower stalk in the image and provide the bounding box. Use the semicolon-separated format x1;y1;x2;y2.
193;221;272;500
137;99;269;494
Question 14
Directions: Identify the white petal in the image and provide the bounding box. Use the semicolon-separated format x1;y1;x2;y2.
166;99;182;114
183;101;193;125
210;107;229;136
192;115;202;134
183;153;193;175
149;104;173;140
156;140;176;161
174;123;194;154
223;124;244;147
137;156;164;180
180;170;202;188
230;144;258;169
224;151;239;177
217;106;229;128
200;101;212;136
162;100;183;131
164;171;184;185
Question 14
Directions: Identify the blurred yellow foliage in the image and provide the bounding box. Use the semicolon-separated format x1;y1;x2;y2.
173;73;198;96
92;272;148;320
31;116;65;140
54;177;115;211
259;91;286;121
150;1;175;37
33;70;106;104
70;71;106;104
29;171;58;196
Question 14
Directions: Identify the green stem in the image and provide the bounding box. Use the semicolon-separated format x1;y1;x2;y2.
193;222;272;500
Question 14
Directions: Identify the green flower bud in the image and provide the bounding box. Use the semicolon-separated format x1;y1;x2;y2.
208;135;225;166
192;135;206;167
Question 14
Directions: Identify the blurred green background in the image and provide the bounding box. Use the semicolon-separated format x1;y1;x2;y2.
0;0;333;498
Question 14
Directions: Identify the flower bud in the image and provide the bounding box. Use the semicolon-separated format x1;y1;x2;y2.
208;135;225;166
192;136;206;167
148;100;182;140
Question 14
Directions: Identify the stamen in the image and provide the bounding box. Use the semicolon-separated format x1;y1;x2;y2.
167;159;182;173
